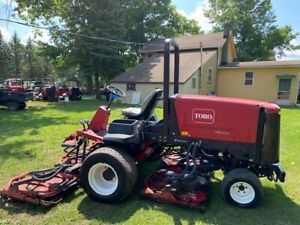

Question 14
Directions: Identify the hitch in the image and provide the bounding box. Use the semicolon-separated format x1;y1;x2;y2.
272;164;286;182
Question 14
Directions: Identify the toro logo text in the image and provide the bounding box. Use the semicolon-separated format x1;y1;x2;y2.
192;109;215;124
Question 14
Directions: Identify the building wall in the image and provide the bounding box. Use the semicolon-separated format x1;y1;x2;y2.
110;82;199;107
199;51;218;95
217;67;300;105
111;72;201;107
111;52;219;106
110;83;161;105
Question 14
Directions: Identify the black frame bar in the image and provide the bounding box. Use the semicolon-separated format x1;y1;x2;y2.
163;38;180;137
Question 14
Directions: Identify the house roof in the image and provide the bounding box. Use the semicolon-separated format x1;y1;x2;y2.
219;60;300;69
140;32;227;53
111;51;217;84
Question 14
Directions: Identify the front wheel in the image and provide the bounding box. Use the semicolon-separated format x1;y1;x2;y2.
80;146;137;203
221;168;263;208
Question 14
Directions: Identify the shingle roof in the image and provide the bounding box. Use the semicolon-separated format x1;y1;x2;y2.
140;32;226;53
111;51;217;83
219;60;300;68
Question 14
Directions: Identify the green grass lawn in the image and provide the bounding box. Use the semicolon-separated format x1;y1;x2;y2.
0;99;299;225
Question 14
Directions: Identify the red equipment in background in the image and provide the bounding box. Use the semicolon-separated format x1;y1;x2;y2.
56;86;66;100
3;78;25;92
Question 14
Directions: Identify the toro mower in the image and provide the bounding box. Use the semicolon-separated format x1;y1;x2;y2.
1;39;285;210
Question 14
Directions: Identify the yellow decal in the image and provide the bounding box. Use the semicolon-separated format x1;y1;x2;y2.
181;131;189;136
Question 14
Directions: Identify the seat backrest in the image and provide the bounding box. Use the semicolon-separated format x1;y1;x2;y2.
134;89;163;120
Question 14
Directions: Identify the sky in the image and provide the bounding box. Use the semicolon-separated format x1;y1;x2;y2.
0;0;300;60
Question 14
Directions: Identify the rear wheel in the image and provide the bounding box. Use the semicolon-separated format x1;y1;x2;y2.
7;101;20;111
80;146;137;203
221;168;263;208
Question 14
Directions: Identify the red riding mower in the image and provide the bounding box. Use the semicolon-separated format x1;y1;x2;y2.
1;39;285;211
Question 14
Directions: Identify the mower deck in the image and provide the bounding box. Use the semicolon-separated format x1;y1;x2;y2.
0;136;94;207
142;167;210;212
1;167;79;207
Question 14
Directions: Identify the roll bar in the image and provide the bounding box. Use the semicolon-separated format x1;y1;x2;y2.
163;38;180;137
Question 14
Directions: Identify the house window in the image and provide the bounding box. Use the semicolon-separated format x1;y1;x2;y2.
277;78;291;100
126;83;136;91
208;69;212;84
192;78;196;89
244;72;254;86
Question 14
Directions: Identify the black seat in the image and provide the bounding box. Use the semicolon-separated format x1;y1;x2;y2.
122;89;163;121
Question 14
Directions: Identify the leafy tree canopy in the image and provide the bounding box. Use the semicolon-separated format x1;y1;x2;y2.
205;0;298;61
13;0;202;95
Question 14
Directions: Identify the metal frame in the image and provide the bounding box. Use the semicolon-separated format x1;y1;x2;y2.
163;39;180;137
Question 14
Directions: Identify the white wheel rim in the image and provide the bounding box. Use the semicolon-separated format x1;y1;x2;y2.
88;163;118;196
229;181;255;204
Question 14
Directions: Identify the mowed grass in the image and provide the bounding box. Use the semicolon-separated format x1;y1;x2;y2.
0;98;299;225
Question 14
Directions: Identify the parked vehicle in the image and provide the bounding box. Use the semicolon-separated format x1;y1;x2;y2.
66;87;82;100
3;78;25;92
0;88;33;110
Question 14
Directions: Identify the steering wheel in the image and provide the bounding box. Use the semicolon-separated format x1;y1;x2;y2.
106;85;126;97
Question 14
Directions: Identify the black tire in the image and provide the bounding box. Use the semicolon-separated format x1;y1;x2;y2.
221;168;263;208
18;102;26;110
7;101;20;111
80;146;137;203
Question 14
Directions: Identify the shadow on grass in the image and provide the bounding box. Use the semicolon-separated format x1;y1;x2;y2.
0;200;50;217
0;166;298;225
43;97;136;112
0;99;129;149
0;98;132;143
76;185;300;225
0;140;40;165
0;111;68;142
76;163;300;225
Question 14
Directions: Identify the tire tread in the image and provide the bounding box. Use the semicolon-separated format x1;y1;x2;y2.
80;146;137;203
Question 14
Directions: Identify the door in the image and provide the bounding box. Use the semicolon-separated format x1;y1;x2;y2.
276;78;292;105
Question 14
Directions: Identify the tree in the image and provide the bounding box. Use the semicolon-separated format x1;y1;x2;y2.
125;1;201;43
10;32;23;76
24;38;35;80
0;31;12;81
14;0;202;96
125;0;202;62
64;0;128;97
205;0;297;61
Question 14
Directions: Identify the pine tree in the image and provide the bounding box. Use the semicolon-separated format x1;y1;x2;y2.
10;32;23;77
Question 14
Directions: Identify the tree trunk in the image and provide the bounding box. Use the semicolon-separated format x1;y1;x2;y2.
85;74;94;95
94;72;101;99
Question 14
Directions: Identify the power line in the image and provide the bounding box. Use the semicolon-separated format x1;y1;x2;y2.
0;18;164;47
